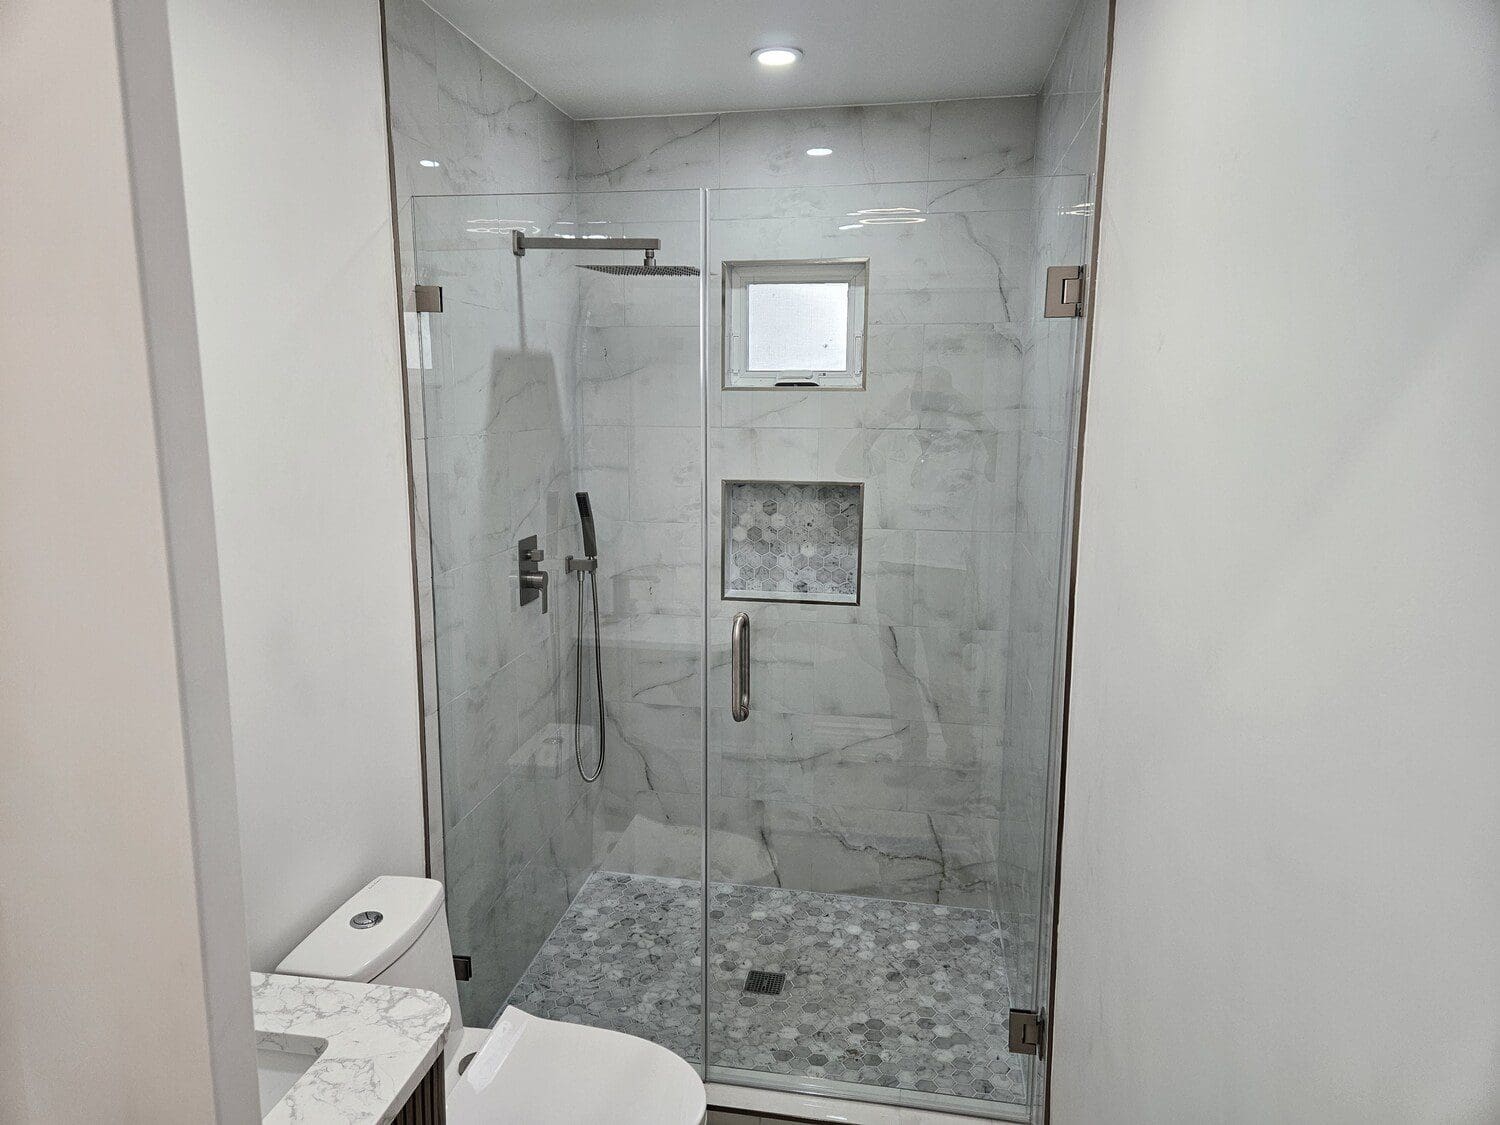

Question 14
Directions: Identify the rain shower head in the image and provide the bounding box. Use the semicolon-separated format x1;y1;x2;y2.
577;259;700;277
511;231;698;276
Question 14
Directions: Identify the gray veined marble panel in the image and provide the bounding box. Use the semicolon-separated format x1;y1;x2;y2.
574;114;722;191
710;798;1000;908
384;0;439;149
818;427;1019;534
724;480;863;605
575;423;630;523
600;701;703;799
920;323;1027;433
866;285;1011;328
760;620;1005;728
718;103;932;189
603;612;702;707
424;432;513;574
628;426;702;523
710;182;935;223
928;97;1038;181
711;426;823;482
577;322;699;443
595;518;704;620
439;664;520;827
715;710;998;822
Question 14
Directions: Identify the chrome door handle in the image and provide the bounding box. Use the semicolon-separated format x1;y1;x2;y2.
730;612;750;722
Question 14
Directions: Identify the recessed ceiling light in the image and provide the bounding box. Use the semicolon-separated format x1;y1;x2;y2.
419;159;440;167
806;147;834;157
752;47;802;67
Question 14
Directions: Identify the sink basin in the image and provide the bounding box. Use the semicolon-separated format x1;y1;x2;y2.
256;1033;326;1117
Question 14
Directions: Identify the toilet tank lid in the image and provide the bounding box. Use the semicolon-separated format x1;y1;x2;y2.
275;876;444;983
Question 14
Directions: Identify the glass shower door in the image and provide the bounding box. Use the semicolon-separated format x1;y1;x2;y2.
410;172;1092;1118
701;175;1093;1120
411;189;708;1060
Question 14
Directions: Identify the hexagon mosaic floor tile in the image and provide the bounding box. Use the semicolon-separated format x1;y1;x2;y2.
723;480;862;605
503;871;1028;1108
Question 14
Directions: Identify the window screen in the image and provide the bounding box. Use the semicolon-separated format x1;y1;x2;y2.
746;283;850;371
723;259;868;390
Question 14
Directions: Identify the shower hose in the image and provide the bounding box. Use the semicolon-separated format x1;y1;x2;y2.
574;563;606;782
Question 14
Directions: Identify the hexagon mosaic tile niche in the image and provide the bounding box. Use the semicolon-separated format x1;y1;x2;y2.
724;480;863;605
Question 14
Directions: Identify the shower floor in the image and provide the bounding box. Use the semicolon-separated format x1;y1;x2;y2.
504;871;1028;1107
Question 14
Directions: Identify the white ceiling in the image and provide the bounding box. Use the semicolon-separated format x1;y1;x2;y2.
427;0;1077;120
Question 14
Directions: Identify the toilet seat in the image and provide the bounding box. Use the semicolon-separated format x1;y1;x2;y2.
446;1007;706;1125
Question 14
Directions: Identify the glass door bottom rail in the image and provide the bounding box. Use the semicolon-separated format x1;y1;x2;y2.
505;871;1029;1107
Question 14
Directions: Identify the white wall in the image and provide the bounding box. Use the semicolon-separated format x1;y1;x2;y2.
168;0;427;969
1053;3;1500;1122
0;1;255;1119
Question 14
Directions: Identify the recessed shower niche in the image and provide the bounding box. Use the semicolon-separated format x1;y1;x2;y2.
722;479;863;605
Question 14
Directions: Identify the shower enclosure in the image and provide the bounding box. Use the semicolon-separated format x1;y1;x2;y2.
409;173;1091;1119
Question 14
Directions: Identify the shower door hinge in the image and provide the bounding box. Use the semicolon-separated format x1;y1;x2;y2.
453;955;472;981
414;284;443;313
1044;265;1085;318
1008;1008;1045;1056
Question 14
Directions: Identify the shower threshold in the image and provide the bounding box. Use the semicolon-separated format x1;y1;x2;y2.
503;871;1033;1118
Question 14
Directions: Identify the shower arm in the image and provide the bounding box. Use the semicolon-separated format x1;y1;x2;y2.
512;230;660;257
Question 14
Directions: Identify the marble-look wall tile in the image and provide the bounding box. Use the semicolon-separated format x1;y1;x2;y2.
709;798;998;907
600;612;700;707
929;97;1037;180
717;712;998;821
572;94;1043;910
574;114;721;191
1035;0;1109;179
719;103;932;188
440;663;519;827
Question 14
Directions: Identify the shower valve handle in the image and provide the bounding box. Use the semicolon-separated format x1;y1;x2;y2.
520;570;548;613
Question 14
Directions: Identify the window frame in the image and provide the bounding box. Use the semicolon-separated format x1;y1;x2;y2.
721;258;870;391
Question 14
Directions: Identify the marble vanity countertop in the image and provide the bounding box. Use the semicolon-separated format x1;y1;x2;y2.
252;971;450;1123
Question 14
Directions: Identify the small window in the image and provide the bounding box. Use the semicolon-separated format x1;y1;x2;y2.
723;259;868;390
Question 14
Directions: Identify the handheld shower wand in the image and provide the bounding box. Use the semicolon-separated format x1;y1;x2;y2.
576;490;597;558
566;492;605;782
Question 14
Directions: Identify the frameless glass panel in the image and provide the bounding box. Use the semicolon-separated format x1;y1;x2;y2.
411;189;707;1064
703;175;1091;1120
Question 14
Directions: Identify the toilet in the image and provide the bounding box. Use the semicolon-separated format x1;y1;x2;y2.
276;875;706;1124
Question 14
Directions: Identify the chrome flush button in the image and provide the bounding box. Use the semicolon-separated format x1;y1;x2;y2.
349;910;383;929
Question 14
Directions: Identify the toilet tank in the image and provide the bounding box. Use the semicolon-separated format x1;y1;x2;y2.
276;875;463;1053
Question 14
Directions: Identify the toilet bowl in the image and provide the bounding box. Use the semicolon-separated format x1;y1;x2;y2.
276;876;705;1125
